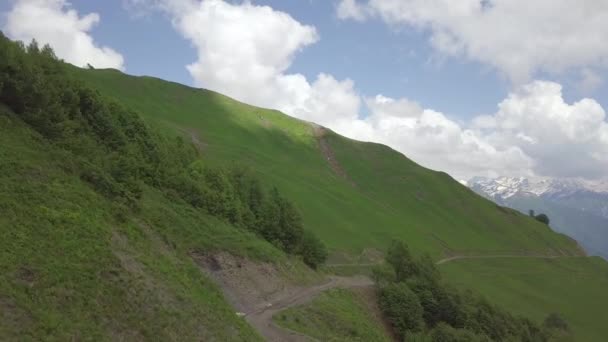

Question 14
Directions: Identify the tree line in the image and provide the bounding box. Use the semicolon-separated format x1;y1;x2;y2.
0;33;327;268
374;241;571;341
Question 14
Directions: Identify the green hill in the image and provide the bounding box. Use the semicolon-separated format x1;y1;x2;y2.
70;67;579;258
3;34;608;340
442;257;608;341
0;104;270;340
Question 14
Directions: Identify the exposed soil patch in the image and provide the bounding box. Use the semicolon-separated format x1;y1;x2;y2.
192;252;374;341
191;252;302;315
311;124;356;187
360;248;384;264
325;248;384;268
178;127;207;153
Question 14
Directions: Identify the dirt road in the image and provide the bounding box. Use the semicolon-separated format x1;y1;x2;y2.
193;253;375;342
435;254;566;265
243;275;374;342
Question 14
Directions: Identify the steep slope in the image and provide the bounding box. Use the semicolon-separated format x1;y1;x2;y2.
0;36;323;341
0;106;278;340
68;68;608;340
70;68;580;259
3;34;608;340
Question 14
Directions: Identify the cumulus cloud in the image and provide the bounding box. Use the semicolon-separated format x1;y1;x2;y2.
480;81;608;179
128;0;608;181
578;68;604;93
331;95;534;180
142;0;360;124
337;0;608;83
4;0;125;70
336;0;367;21
329;81;608;181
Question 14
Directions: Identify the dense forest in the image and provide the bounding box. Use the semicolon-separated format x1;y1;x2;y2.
0;32;327;268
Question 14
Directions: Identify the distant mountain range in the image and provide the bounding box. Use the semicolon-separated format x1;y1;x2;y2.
468;177;608;260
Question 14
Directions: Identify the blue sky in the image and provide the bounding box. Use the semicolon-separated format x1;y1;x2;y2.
3;0;608;181
1;0;517;118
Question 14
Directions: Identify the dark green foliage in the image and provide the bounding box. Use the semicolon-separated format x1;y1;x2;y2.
535;213;550;225
378;282;424;336
543;313;569;332
377;240;556;341
371;263;396;287
386;240;418;281
430;323;490;342
298;230;328;269
0;33;326;267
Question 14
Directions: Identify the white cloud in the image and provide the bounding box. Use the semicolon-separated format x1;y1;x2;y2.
331;95;534;180
578;68;603;94
482;81;608;179
146;0;360;125
330;81;608;181
4;0;125;70
336;0;367;21
129;0;608;181
337;0;608;84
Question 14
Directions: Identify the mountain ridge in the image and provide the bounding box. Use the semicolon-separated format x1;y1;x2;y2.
469;176;608;260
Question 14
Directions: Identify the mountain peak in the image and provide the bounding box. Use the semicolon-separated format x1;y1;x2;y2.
468;176;608;200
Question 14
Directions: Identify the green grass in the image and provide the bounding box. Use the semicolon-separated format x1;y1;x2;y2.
0;107;276;340
64;68;608;339
440;257;608;342
274;288;391;342
2;64;601;341
70;68;578;259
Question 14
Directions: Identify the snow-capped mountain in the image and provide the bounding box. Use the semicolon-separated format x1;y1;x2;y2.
468;176;608;260
468;177;608;210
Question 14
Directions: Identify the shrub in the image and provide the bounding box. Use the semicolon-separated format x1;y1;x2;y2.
376;240;556;341
544;312;569;331
386;240;418;281
535;213;550;225
298;230;327;269
379;282;424;338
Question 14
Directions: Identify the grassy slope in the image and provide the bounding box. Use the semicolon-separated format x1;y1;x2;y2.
69;69;608;340
441;257;608;342
71;68;578;258
0;106;297;340
273;288;391;342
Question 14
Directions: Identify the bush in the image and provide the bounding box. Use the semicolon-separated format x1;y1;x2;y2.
378;282;424;338
298;230;327;269
371;263;396;287
376;240;556;341
534;213;550;225
386;240;418;281
544;312;569;331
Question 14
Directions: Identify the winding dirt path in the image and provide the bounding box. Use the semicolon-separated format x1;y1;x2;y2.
435;254;569;265
243;275;374;342
327;254;573;267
